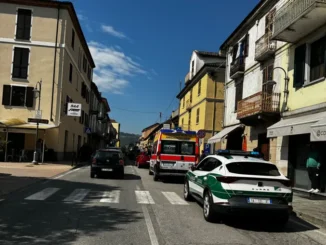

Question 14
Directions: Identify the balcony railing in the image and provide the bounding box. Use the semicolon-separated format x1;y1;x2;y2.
230;57;245;79
255;33;276;61
186;100;192;110
237;91;281;120
273;0;326;42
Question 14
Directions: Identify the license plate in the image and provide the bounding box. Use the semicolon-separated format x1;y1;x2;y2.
102;168;113;172
247;197;272;204
163;163;174;167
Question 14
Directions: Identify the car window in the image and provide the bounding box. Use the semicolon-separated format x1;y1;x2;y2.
96;151;122;159
197;157;219;172
226;162;281;176
161;141;178;154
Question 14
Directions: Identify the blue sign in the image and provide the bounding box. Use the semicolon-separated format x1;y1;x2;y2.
175;127;182;131
204;143;210;154
85;127;92;134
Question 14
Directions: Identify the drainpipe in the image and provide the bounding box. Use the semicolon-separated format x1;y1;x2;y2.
212;71;217;152
50;4;60;121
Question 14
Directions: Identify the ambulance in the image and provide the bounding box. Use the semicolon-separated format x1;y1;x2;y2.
149;128;199;181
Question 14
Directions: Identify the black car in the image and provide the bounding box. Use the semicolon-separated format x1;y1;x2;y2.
90;149;124;179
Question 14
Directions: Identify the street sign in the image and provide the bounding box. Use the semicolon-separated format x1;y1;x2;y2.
197;130;206;138
163;124;170;129
85;127;92;134
204;143;211;154
35;110;42;119
28;118;49;124
67;103;82;117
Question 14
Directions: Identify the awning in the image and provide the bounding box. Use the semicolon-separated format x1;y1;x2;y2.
267;111;326;138
9;123;58;130
311;117;326;141
207;124;243;144
0;118;26;126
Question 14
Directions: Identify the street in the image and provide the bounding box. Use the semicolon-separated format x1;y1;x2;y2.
1;163;326;245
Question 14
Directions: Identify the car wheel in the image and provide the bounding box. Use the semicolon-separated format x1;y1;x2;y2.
119;170;124;179
184;180;193;201
203;190;218;223
153;166;159;181
90;173;95;178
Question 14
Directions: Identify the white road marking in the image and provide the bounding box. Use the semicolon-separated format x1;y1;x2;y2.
25;188;60;200
42;168;82;185
100;190;120;203
162;192;189;205
135;191;155;204
142;205;159;245
64;189;90;202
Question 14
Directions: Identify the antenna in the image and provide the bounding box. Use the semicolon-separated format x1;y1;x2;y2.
159;112;162;123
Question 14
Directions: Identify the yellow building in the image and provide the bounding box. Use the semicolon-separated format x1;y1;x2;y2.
177;51;225;152
111;120;121;147
0;0;95;161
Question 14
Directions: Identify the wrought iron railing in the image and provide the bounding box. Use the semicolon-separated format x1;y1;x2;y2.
230;57;245;77
237;91;281;119
255;32;276;60
273;0;326;37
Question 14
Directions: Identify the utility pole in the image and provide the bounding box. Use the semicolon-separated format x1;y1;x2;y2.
159;112;162;123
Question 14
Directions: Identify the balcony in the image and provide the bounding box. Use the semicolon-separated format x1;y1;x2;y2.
237;91;281;126
230;57;245;79
255;33;277;62
186;100;192;111
272;0;326;43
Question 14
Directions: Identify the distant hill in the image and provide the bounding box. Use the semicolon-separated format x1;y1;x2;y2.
120;132;141;146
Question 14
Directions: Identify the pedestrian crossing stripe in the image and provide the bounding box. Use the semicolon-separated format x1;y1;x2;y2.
25;188;189;205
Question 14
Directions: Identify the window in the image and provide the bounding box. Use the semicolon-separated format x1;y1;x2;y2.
161;141;195;155
226;162;280;176
83;55;87;72
12;47;29;79
16;9;32;40
197;158;221;171
78;49;82;70
188;110;191;130
69;63;73;83
76;76;79;91
87;66;92;80
191;60;195;76
71;29;75;49
234;80;243;111
84;113;89;126
190;89;192;103
161;141;177;154
180;142;195;155
80;110;85;124
196;108;200;124
293;44;306;88
81;82;86;98
2;85;33;107
198;80;201;96
182;98;185;108
310;36;326;81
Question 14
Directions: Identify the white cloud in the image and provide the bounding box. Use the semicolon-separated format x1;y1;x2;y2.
77;13;93;32
101;25;127;39
89;41;146;94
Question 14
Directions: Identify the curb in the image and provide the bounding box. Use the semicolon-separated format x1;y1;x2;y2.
0;163;87;200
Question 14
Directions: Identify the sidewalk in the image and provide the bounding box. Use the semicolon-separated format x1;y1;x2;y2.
293;194;326;228
0;162;73;197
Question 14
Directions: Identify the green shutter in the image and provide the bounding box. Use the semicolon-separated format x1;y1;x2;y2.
293;44;306;88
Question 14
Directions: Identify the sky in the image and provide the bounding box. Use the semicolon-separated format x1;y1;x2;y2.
73;0;260;134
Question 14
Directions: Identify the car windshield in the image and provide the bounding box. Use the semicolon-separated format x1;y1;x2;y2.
161;140;195;155
226;161;281;176
95;151;122;160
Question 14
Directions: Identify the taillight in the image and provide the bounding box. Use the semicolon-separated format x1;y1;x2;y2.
216;176;239;183
119;159;124;165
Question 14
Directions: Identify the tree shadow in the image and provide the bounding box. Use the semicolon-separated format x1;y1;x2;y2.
0;177;143;245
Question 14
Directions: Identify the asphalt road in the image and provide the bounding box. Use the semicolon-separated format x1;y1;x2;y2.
1;163;326;245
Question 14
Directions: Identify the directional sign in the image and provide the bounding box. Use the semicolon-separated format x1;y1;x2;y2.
197;130;206;139
85;127;92;134
204;143;211;154
67;103;82;117
28;118;49;124
35;110;42;119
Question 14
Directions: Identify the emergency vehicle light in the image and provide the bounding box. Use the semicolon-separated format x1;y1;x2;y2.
216;149;263;158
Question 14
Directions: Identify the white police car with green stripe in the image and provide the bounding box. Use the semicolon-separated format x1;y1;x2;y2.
184;150;293;224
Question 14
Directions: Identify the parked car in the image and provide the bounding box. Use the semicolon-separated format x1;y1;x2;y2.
136;152;150;168
90;148;124;179
184;150;293;225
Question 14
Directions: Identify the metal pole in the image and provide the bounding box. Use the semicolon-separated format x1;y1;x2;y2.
4;128;8;161
32;80;42;165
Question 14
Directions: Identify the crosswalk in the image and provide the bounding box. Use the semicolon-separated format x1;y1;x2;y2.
24;188;189;206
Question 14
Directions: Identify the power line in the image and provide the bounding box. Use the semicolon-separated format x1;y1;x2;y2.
110;106;157;114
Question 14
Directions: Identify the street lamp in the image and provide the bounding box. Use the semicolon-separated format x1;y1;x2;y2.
32;80;42;165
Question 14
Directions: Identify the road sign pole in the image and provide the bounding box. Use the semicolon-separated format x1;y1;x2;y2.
32;121;39;165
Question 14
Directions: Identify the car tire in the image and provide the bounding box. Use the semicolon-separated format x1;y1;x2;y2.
203;190;218;223
184;180;193;201
119;170;124;179
90;173;95;178
153;166;159;181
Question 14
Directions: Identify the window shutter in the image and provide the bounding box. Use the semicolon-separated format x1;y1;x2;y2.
25;87;34;107
293;44;306;88
23;10;32;40
2;85;11;106
21;49;29;79
12;47;21;78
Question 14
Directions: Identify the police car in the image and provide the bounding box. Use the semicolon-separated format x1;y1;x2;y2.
184;150;293;224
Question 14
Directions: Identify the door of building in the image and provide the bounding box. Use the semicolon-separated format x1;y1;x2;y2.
258;133;270;161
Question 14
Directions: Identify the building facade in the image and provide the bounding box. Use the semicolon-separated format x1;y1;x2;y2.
177;50;225;152
111;120;121;147
0;0;95;161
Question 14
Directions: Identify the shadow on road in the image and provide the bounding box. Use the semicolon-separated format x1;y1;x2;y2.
0;176;143;245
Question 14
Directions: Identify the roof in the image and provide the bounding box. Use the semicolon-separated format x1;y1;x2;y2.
195;50;225;58
220;0;278;50
0;0;95;68
91;82;101;101
141;123;160;132
101;98;110;112
176;63;225;99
